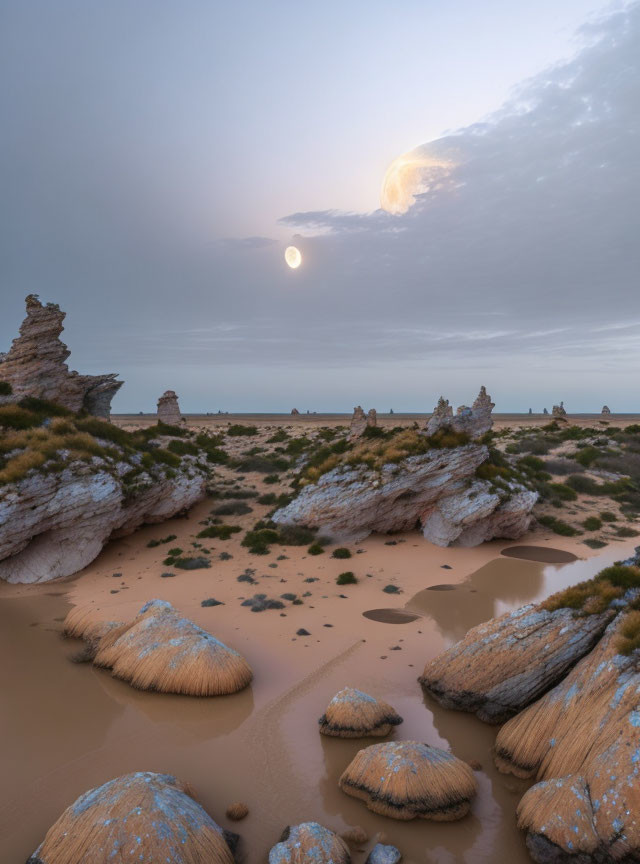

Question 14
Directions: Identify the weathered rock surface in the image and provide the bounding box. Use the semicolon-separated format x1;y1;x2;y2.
425;387;494;440
496;619;640;863
157;389;183;424
291;408;300;415
274;444;536;546
552;401;568;419
367;408;377;428
419;602;614;723
0;454;206;584
319;687;403;738
0;295;122;417
349;406;368;440
366;844;402;864
269;822;350;864
602;405;611;415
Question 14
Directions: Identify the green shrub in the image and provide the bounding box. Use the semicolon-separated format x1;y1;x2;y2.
600;511;618;523
212;500;253;516
583;538;608;549
583;516;602;531
267;429;289;443
263;474;280;484
0;405;42;430
258;493;277;505
615;525;640;538
146;534;177;548
0;381;13;395
235;455;288;473
308;543;325;555
548;483;578;502
336;571;357;585
277;524;316;546
227;424;258;436
197;524;242;540
332;547;352;559
167;439;199;456
537;515;581;536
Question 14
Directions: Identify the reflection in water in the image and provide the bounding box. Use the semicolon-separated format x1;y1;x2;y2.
501;545;578;564
405;558;544;643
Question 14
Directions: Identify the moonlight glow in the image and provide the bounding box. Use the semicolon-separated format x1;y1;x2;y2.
381;148;455;214
285;246;302;269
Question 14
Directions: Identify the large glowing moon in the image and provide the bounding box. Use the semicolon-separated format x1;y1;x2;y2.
380;146;455;214
284;246;302;269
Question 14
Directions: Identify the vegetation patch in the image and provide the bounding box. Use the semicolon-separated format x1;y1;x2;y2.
336;571;357;585
146;534;177;548
332;547;352;559
537;515;581;537
227;424;258;436
197;524;242;540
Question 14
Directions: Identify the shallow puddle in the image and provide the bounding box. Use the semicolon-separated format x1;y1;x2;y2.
0;543;630;863
500;544;578;564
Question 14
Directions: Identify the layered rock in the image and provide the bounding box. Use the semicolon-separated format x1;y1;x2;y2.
495;618;640;863
419;602;614;722
157;389;183;425
552;401;567;419
0;450;206;584
425;387;494;440
274;443;536;546
0;295;122;418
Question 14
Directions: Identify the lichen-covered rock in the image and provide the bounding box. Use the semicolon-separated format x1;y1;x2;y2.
28;772;234;864
0;295;122;417
493;617;640;862
0;459;206;584
419;603;614;723
366;844;402;864
339;741;477;821
157;389;183;425
269;822;350;864
274;443;536;547
93;599;252;695
425;387;494;440
319;687;403;738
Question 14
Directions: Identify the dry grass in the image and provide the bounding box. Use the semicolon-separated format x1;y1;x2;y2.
338;740;477;821
93;599;252;696
269;822;350;864
30;771;234;864
541;565;640;615
615;609;640;655
319;687;403;738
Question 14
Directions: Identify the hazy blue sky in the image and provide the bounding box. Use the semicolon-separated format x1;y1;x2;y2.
1;0;638;412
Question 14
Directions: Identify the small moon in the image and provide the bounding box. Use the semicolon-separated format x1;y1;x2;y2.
285;246;302;269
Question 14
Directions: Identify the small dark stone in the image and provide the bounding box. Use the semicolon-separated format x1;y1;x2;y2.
160;572;175;578
382;584;401;594
201;598;224;607
296;628;310;636
441;564;452;570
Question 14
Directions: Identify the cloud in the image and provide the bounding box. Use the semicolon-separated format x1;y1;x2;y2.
1;1;638;411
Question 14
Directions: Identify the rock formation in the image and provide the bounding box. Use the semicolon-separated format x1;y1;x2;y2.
318;687;403;738
339;741;477;821
157;389;183;424
291;408;300;415
0;295;122;418
273;443;537;546
552;401;567;419
269;823;350;864
367;408;377;428
85;599;253;696
602;405;611;415
419;601;614;723
543;407;549;415
28;772;234;864
425;386;494;440
348;405;367;440
0;432;207;584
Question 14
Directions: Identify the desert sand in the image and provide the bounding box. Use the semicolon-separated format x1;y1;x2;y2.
2;414;639;863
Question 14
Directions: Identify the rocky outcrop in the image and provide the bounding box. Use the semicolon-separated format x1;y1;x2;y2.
291;408;300;415
602;405;611;415
348;406;367;440
157;389;183;425
425;387;494;440
367;408;377;428
0;295;122;418
552;401;567;419
0;451;206;584
495;618;640;863
274;443;536;546
419;602;614;723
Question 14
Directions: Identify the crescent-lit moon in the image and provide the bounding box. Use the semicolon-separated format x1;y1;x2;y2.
285;246;302;269
380;147;455;214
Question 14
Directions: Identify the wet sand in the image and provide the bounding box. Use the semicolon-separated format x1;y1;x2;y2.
500;545;579;564
2;504;637;863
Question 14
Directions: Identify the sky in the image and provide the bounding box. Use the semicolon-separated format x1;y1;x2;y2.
1;0;638;413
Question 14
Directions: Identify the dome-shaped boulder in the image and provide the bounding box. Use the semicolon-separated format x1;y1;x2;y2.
319;687;403;738
269;822;350;864
339;741;476;821
27;772;234;864
93;599;252;696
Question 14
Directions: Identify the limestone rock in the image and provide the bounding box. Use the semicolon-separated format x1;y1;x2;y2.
273;444;536;547
349;406;367;440
497;619;640;862
367;408;377;428
602;405;611;415
269;822;350;864
552;401;567;418
157;389;183;425
0;454;206;584
425;387;494;440
291;408;300;415
0;295;122;418
419;602;614;723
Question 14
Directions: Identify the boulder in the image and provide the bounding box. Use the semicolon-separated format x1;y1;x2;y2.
269;822;350;864
318;687;403;737
291;408;300;415
366;844;402;864
339;740;477;821
348;406;367;440
0;295;122;418
367;408;377;428
419;602;614;723
602;405;611;415
274;443;536;547
157;389;182;425
27;772;234;864
92;599;253;695
552;401;568;420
